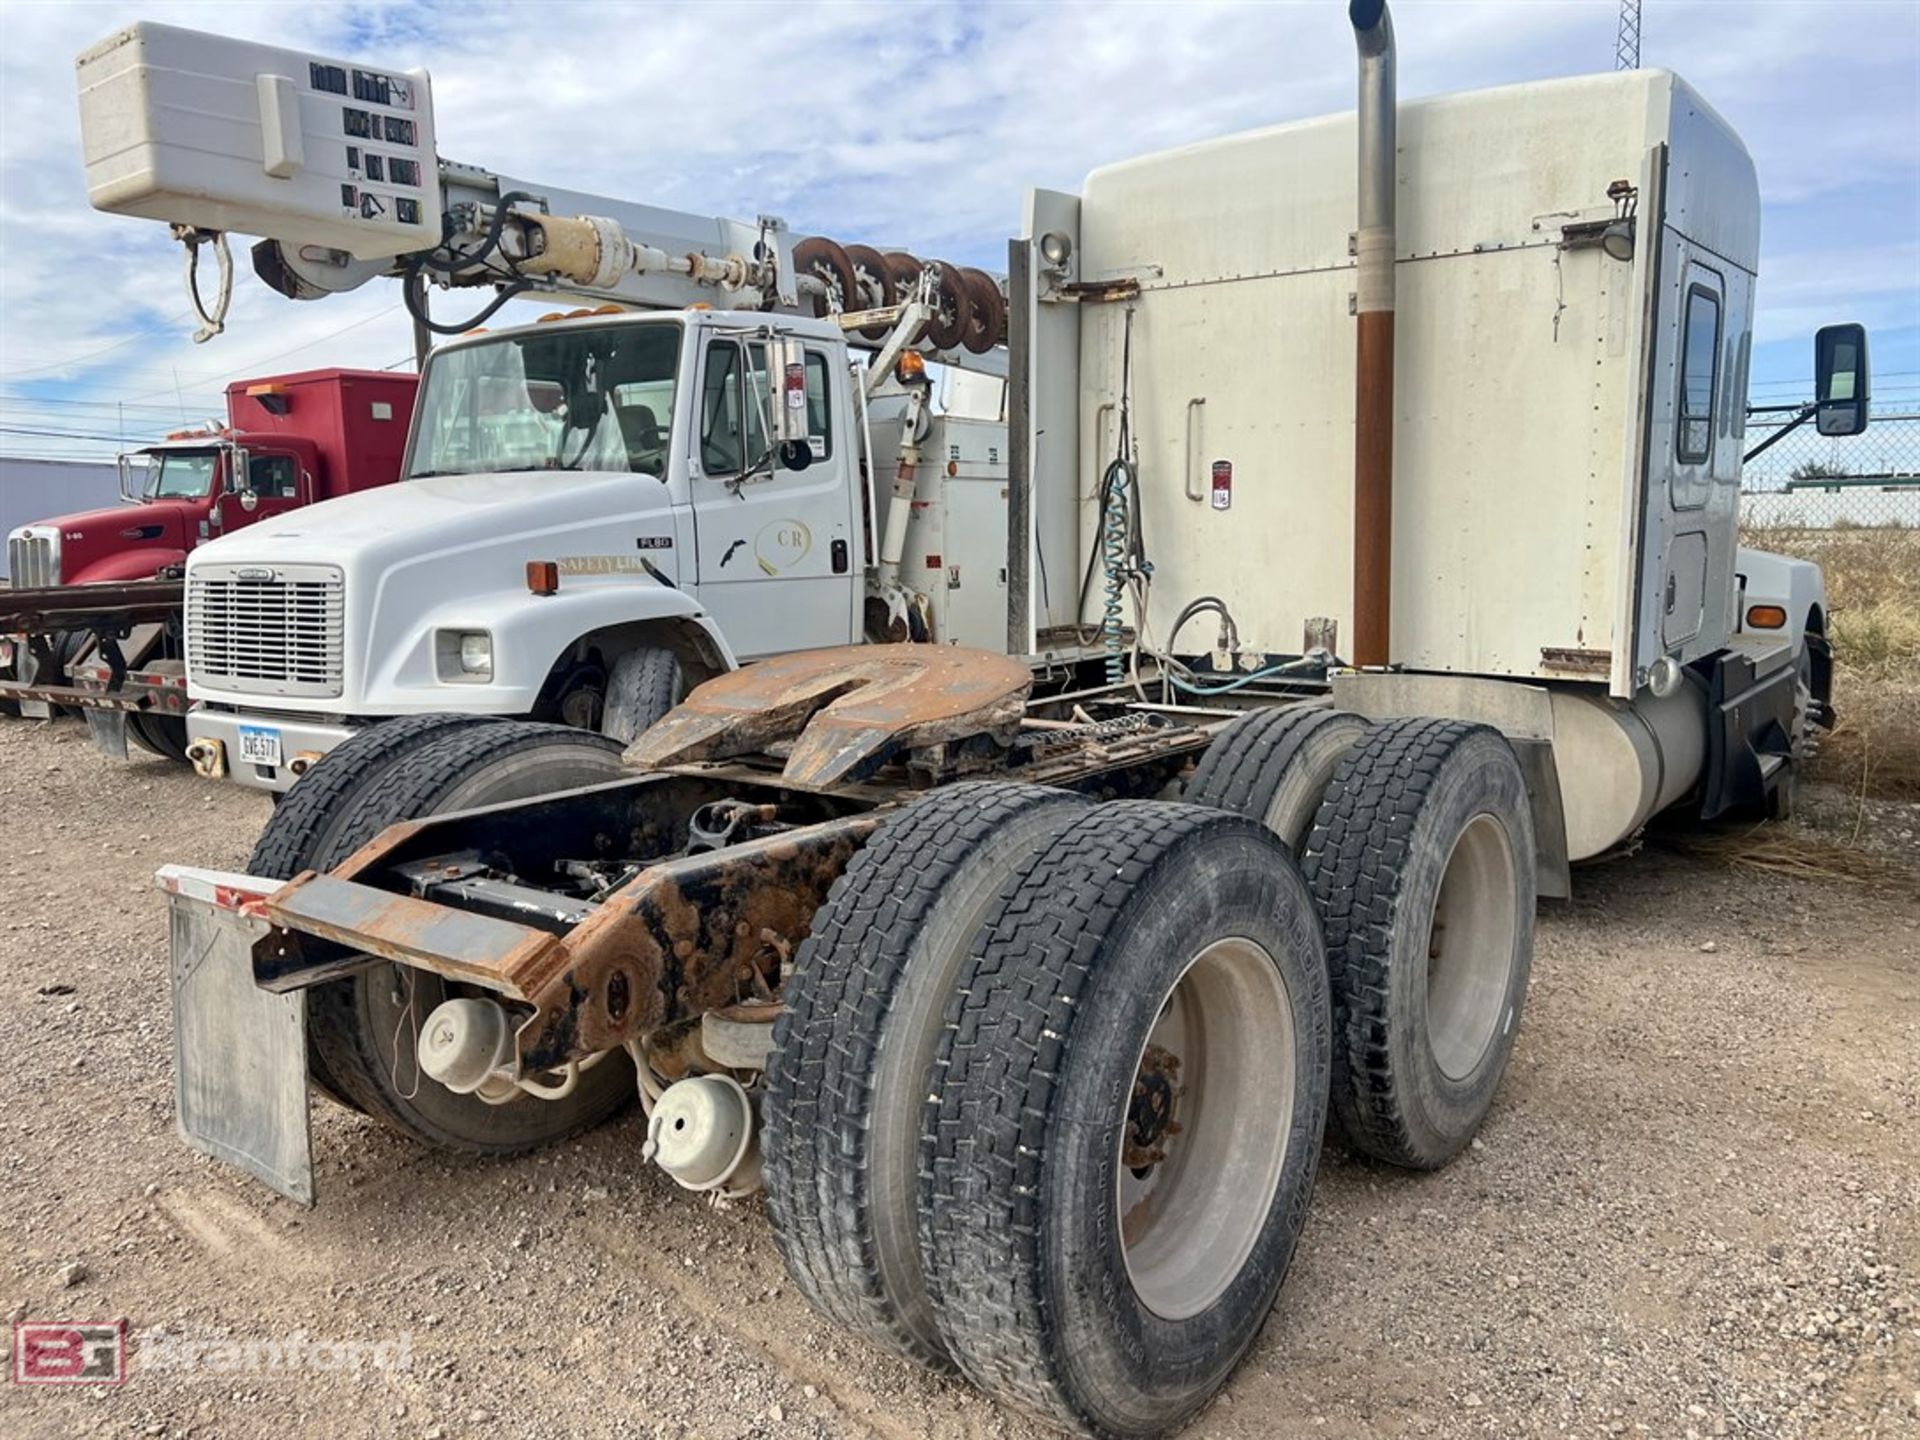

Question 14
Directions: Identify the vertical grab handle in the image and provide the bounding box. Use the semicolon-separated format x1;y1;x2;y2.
1184;397;1207;501
1091;402;1117;498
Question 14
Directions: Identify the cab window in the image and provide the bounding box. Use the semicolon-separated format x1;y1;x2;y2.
699;340;834;474
699;340;769;476
1677;286;1720;464
247;454;299;499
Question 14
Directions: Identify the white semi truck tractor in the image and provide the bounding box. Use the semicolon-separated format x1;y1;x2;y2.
77;1;1868;1434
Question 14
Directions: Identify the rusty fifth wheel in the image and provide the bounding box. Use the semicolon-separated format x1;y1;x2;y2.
763;781;1087;1366
793;236;858;319
1302;718;1536;1168
919;801;1330;1438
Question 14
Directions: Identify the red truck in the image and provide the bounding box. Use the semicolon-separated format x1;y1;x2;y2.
1;368;417;759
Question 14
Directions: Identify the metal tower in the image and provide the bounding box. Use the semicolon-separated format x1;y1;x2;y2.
1616;0;1643;69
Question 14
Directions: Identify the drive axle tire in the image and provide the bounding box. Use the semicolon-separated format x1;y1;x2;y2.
1302;718;1535;1170
247;714;490;881
763;781;1088;1368
305;721;634;1154
128;711;191;763
600;645;682;745
1185;706;1370;853
246;713;494;1113
921;802;1330;1438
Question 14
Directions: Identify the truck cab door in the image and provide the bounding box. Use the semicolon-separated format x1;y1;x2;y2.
1625;145;1748;686
214;450;306;536
688;336;857;659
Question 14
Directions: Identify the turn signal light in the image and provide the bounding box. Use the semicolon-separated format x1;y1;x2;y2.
527;560;559;596
1746;604;1787;630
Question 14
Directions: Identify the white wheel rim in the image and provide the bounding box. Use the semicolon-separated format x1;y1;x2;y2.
1117;937;1294;1322
1425;813;1518;1081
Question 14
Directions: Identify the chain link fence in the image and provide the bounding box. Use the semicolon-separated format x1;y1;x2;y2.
1740;409;1920;530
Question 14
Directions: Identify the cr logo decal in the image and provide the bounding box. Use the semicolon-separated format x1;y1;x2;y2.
754;520;812;575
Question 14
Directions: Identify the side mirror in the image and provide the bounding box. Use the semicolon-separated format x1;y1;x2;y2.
229;447;259;510
777;438;813;472
767;336;812;453
1814;323;1869;437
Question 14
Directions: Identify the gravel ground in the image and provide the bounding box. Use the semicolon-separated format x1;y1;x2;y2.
1;716;1915;1440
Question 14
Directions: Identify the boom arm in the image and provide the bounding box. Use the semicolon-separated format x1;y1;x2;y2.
74;21;1008;373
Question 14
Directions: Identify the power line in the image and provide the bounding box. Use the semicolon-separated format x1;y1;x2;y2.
111;305;408;403
0;392;226;415
0;424;172;444
0;311;197;379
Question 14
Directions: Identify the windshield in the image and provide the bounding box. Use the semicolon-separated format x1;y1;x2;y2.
408;321;681;479
141;450;221;500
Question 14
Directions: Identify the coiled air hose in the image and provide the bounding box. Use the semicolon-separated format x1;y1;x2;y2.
1100;457;1137;683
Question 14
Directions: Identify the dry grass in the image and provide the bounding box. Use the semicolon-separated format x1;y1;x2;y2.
1742;522;1920;797
1656;825;1903;884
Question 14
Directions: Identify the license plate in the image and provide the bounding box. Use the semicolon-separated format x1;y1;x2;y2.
237;724;282;767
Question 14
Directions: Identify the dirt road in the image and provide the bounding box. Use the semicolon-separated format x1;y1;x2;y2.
2;717;1915;1440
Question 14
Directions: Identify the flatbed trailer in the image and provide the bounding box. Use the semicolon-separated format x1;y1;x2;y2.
0;578;194;757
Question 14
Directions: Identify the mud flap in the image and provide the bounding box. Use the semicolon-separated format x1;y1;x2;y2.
159;866;314;1206
85;709;130;760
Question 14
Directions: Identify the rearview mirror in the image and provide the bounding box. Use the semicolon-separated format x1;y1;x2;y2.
1814;323;1869;436
767;336;812;452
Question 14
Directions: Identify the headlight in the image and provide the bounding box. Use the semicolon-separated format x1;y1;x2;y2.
435;629;493;683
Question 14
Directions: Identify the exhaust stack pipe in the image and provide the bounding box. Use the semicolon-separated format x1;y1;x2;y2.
1350;0;1396;667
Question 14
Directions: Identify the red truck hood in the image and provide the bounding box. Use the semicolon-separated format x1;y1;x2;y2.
37;500;196;584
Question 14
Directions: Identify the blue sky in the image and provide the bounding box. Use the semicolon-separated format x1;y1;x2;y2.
2;0;1915;459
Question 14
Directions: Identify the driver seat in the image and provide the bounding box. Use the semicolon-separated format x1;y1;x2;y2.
615;404;662;472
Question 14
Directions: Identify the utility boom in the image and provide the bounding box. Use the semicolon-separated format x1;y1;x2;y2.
76;22;1008;371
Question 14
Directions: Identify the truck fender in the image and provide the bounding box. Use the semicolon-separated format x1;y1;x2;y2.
362;583;737;714
535;614;734;712
1735;545;1830;706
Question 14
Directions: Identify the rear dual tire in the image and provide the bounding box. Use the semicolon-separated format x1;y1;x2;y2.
1302;719;1535;1169
763;781;1089;1367
920;802;1329;1438
766;794;1330;1438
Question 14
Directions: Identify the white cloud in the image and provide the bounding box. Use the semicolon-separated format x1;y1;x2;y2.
2;0;1914;456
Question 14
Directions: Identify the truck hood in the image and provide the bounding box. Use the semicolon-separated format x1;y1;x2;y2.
188;470;671;570
19;500;195;583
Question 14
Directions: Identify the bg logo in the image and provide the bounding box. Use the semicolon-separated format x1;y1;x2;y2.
11;1321;128;1385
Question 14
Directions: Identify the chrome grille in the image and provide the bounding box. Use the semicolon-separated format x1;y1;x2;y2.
187;563;345;698
7;532;58;588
